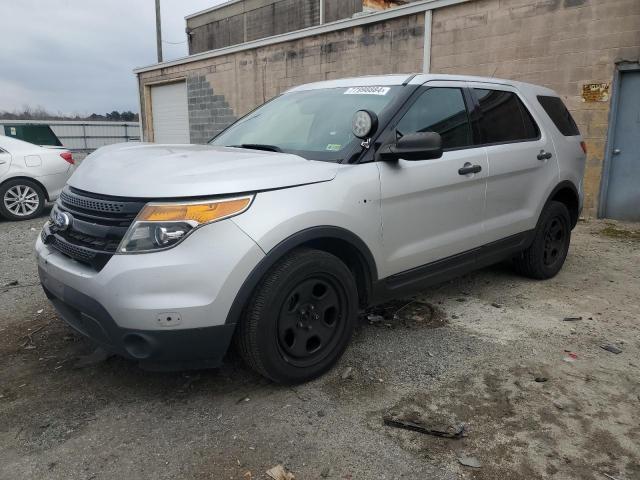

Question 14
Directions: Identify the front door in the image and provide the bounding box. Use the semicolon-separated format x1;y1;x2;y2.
603;70;640;221
378;83;488;277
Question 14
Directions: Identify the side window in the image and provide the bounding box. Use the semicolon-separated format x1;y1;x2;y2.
395;87;473;149
537;95;580;136
473;89;540;144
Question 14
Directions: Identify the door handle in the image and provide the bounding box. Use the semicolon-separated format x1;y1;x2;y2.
537;150;553;160
458;163;482;175
613;148;621;155
0;160;6;165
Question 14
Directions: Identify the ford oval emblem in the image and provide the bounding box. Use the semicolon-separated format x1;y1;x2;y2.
53;211;72;231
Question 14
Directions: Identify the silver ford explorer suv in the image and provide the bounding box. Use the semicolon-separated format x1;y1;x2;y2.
36;74;586;384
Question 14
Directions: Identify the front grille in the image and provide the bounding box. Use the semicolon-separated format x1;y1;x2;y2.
44;187;146;271
50;235;97;262
60;189;125;213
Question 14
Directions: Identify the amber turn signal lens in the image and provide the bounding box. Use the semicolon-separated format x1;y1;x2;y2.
137;197;252;224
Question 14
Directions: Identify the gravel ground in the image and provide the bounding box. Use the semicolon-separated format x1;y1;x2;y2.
1;210;639;480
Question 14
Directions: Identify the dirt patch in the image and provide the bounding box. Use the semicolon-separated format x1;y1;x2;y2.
374;360;640;480
599;223;640;241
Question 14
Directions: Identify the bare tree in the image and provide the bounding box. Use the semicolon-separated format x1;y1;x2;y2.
0;106;139;122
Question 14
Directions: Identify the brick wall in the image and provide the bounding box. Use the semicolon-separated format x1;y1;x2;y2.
430;0;640;216
140;13;425;143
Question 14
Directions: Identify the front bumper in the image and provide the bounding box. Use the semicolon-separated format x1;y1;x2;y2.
40;273;235;369
36;219;265;369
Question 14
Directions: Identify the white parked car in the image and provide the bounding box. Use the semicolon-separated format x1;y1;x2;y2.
0;135;74;220
36;74;585;383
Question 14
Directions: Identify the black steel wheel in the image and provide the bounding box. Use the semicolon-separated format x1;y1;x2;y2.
513;201;571;279
276;275;348;368
235;248;358;384
542;216;566;267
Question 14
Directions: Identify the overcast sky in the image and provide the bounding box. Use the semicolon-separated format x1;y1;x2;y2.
0;0;226;116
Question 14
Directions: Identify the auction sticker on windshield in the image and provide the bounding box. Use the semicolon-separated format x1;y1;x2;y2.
344;86;390;95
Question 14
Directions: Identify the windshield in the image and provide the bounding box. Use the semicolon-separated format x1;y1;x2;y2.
209;86;401;162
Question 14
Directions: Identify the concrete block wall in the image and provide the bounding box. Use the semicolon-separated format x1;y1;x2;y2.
187;0;417;54
186;75;237;144
140;13;425;143
430;0;640;216
188;0;321;53
324;0;363;23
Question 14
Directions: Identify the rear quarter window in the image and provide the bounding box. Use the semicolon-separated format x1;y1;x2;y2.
537;96;580;136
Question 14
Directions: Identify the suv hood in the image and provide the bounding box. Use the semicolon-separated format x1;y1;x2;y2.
68;143;339;198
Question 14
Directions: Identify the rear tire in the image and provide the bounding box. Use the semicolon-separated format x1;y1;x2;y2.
235;248;358;384
0;179;46;221
513;201;571;279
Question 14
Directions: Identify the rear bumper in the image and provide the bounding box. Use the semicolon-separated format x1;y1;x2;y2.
40;267;235;370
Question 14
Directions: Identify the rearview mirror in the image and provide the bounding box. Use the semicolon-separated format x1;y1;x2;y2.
377;131;443;161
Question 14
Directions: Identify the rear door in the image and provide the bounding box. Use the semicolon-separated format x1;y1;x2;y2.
470;85;558;243
378;82;488;276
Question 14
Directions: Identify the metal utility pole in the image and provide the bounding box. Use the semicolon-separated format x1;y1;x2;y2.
155;0;163;63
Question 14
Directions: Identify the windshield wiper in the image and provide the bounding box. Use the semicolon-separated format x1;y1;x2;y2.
227;144;282;153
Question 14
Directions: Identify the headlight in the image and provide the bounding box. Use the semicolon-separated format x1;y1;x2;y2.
118;195;253;253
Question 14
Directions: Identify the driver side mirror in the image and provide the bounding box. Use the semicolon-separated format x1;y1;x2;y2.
377;131;443;162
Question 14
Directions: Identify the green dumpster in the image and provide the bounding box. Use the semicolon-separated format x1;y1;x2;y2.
3;124;63;146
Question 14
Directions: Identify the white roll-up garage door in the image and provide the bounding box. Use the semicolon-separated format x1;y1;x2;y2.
151;81;190;144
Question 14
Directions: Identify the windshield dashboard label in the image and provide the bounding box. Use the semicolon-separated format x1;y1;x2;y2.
344;86;390;96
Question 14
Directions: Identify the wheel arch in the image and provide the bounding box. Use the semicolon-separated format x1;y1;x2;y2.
0;175;50;201
225;226;378;325
546;180;580;228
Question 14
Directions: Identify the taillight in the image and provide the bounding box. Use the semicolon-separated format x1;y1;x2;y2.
580;141;587;155
60;151;74;165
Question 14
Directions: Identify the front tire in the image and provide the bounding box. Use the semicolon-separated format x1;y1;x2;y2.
513;201;571;279
235;248;358;384
0;179;46;221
